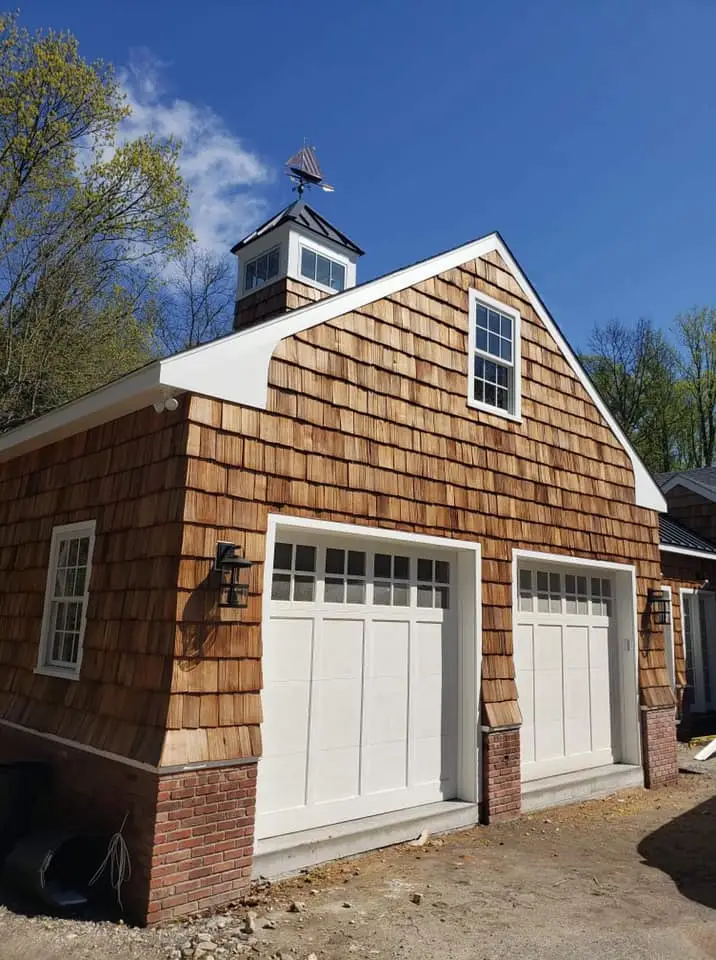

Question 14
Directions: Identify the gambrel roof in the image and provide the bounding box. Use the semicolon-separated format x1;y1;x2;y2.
0;230;666;512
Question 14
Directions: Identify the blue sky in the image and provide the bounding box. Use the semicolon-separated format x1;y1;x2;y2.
24;0;716;347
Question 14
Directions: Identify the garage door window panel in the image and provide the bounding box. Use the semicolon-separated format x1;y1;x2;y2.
373;553;410;606
271;542;317;602
417;558;450;609
325;548;367;604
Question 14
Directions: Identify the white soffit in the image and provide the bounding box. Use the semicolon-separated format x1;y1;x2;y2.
0;231;667;513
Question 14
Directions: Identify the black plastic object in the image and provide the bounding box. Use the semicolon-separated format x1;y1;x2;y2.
4;829;110;912
0;762;50;862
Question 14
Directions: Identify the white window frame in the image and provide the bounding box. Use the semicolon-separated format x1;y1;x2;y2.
467;289;522;422
299;243;347;293
36;520;96;680
245;245;280;293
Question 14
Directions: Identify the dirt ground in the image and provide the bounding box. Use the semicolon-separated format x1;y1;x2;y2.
2;743;716;960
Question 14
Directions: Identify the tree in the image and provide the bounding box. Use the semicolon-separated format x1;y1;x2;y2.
154;248;235;355
581;318;682;473
677;308;716;468
0;12;191;430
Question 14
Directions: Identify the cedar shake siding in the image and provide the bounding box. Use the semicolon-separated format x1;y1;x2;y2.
0;405;187;765
177;248;671;763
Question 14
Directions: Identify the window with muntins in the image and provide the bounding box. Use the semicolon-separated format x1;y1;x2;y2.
38;521;96;676
245;246;280;292
300;247;346;291
469;291;520;418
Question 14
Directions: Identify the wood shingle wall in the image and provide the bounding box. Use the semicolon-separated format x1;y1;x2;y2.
173;249;670;764
0;406;188;765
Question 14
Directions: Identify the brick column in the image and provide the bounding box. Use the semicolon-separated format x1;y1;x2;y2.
147;761;257;923
641;706;678;788
482;727;521;823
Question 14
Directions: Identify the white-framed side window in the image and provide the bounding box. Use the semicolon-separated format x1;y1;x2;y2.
299;245;346;292
36;520;96;679
245;245;280;292
467;289;521;421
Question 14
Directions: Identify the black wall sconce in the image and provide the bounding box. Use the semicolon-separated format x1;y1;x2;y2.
647;588;671;626
214;542;253;608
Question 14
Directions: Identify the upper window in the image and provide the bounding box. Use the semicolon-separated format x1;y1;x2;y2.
37;521;96;678
468;290;521;420
300;247;346;291
245;246;280;292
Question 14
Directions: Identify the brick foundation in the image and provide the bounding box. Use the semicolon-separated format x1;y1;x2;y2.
641;706;679;788
0;724;256;924
482;727;521;822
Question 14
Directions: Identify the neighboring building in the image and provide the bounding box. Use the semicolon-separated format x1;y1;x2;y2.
657;470;716;724
0;201;679;924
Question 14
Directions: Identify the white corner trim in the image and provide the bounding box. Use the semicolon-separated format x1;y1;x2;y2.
660;543;716;561
660;474;716;504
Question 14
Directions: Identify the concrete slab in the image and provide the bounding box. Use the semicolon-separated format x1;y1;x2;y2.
521;763;644;813
252;800;479;879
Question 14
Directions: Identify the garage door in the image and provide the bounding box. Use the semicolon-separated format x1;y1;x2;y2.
256;535;458;839
515;565;615;782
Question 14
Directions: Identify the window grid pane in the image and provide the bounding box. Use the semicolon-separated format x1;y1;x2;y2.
245;246;280;291
271;542;316;602
44;530;93;670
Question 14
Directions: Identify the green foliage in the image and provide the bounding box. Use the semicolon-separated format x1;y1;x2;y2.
0;11;192;430
583;311;716;473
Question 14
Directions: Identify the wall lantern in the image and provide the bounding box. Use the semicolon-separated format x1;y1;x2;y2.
647;588;671;626
214;542;253;608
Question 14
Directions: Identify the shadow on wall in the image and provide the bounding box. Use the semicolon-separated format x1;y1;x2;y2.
638;791;716;910
177;570;218;667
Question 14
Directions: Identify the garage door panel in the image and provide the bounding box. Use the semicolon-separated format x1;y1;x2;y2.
261;683;311;758
264;618;313;681
363;741;408;794
258;753;306;814
258;539;459;839
310;678;362;751
314;619;363;679
517;564;615;782
310;746;360;803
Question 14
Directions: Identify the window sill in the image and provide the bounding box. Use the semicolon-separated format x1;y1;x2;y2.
34;665;81;682
467;399;522;423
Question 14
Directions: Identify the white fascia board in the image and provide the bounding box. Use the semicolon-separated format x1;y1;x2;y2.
0;363;165;462
660;474;716;504
161;231;665;512
659;544;716;561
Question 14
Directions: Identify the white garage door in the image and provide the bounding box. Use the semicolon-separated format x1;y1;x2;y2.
256;535;458;839
515;565;616;782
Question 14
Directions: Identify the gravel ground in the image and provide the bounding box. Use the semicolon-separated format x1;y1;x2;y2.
1;742;715;960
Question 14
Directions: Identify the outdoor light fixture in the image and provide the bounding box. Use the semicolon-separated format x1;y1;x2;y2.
647;588;671;626
214;542;253;608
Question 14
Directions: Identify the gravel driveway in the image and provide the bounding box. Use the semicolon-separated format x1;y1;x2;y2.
1;744;715;960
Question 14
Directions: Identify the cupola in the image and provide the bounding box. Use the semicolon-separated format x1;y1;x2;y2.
231;147;363;330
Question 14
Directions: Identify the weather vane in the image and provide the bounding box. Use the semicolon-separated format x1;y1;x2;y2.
285;143;334;197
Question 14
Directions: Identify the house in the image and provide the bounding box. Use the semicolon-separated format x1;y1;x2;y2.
0;197;681;925
656;470;716;725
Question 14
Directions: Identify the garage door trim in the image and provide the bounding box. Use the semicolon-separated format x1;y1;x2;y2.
512;549;641;779
258;514;482;840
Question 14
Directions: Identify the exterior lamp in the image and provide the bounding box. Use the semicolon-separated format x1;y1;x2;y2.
647;588;671;626
214;542;253;608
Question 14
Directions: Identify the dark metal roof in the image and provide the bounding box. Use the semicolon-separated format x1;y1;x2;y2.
230;200;364;256
656;467;716;494
659;514;716;555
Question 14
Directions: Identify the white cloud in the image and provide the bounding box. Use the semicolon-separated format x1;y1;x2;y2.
119;51;272;254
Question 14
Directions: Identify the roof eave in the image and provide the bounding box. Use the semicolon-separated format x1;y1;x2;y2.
0;363;166;463
659;543;716;561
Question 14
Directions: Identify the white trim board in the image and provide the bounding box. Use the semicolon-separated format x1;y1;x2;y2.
660;544;716;561
261;514;482;808
512;548;642;771
0;230;667;512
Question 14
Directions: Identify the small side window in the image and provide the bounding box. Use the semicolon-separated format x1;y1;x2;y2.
37;521;96;678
